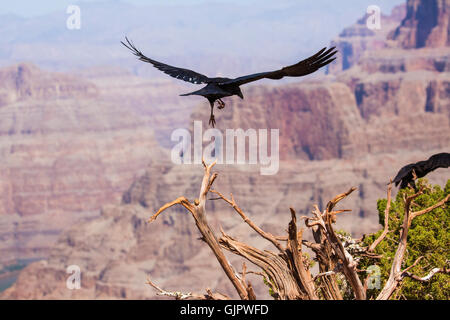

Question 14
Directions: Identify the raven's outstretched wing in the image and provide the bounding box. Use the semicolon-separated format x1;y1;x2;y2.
220;47;337;87
392;152;450;188
424;153;450;172
121;37;214;85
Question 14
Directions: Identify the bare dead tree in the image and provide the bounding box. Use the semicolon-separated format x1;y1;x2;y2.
147;160;450;300
148;160;251;300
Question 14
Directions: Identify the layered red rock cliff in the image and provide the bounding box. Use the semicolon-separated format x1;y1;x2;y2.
0;64;194;266
0;63;98;107
328;4;406;74
389;0;450;48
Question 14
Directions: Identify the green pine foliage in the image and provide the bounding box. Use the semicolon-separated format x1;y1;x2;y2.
360;179;450;300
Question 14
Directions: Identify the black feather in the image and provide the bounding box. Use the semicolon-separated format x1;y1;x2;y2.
392;153;450;189
121;37;213;85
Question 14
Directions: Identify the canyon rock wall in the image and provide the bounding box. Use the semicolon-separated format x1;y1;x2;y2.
389;0;450;49
0;64;193;266
328;4;406;74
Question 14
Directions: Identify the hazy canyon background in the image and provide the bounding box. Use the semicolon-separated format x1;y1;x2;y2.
0;0;449;299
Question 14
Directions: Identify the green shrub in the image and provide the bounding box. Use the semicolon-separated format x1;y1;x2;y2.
360;179;449;300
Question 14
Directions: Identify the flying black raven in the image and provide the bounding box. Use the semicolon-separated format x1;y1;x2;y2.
121;37;337;127
392;153;450;189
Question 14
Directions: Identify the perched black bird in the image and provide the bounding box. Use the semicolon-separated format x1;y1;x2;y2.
121;37;337;127
392;153;450;189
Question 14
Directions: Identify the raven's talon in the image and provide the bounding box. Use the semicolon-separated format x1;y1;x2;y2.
217;100;225;109
209;115;216;127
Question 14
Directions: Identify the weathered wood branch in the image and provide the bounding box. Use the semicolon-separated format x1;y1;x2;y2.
240;262;257;300
286;208;318;300
308;223;343;300
323;189;366;300
146;277;229;300
368;182;392;252
210;190;284;252
410;194;450;220
218;231;307;299
403;266;449;282
148;159;249;300
303;188;366;300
